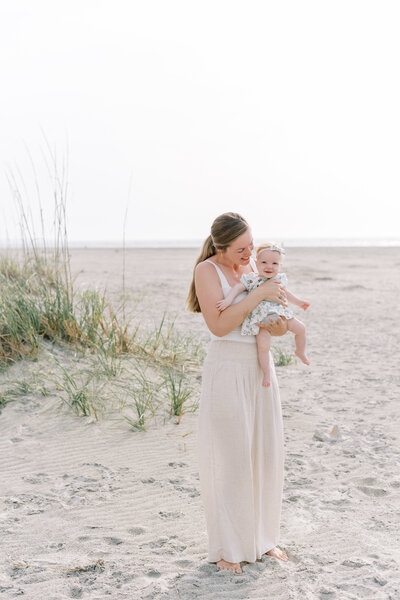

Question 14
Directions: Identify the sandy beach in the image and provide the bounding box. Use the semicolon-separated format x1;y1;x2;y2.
1;246;400;599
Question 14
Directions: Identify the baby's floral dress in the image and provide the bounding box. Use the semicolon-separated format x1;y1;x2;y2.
240;272;293;336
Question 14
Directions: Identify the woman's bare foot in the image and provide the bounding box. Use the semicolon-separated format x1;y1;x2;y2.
295;350;310;365
216;559;242;574
265;546;289;561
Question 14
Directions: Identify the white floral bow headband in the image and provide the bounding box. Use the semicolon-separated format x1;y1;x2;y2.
266;244;286;255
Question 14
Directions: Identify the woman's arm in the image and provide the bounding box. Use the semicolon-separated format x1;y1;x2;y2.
216;282;246;311
195;262;287;337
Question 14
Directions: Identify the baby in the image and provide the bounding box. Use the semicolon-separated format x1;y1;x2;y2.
217;242;310;387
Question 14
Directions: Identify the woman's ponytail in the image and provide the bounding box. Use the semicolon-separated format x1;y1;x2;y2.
186;235;215;313
186;212;249;314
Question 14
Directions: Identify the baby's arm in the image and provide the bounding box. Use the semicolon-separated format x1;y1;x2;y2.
285;289;310;311
216;282;246;311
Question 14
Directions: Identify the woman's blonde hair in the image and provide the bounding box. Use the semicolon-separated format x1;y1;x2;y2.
186;212;249;313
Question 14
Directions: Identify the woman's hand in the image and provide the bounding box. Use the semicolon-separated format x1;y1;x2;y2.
257;316;288;336
258;280;287;306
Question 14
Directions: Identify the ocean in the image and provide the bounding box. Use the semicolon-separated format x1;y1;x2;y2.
2;238;400;249
68;238;400;248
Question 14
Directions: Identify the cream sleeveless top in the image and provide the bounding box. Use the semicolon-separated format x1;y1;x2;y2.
204;257;257;344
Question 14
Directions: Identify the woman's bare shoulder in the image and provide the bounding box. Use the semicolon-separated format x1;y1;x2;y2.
195;259;215;274
195;260;220;291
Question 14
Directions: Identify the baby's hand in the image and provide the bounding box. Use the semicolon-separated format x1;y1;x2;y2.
216;299;230;311
300;301;310;311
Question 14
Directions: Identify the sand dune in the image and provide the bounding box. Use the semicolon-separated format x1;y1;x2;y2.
1;247;400;599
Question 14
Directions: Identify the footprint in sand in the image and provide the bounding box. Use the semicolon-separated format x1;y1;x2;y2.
146;569;161;578
81;462;112;472
172;484;200;498
356;477;377;486
174;559;194;568
357;486;388;497
169;477;184;485
286;495;300;503
372;576;388;586
128;527;146;535
171;542;187;552
5;493;51;514
341;559;368;568
352;477;388;496
48;542;65;551
55;467;119;506
104;536;123;545
159;510;183;519
149;538;168;548
319;587;336;598
22;472;50;484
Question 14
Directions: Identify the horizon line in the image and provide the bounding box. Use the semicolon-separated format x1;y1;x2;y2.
1;236;400;249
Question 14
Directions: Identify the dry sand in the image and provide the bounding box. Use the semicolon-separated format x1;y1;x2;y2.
1;247;400;599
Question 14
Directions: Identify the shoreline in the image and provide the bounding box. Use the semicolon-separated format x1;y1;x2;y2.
2;239;400;250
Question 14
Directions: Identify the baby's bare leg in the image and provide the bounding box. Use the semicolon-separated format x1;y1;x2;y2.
287;318;310;365
256;328;272;387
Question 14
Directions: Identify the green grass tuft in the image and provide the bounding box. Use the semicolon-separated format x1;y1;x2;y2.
273;346;294;366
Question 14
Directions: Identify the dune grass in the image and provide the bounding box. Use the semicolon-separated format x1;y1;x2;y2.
163;369;193;423
0;142;204;427
0;252;204;425
272;346;294;367
0;256;128;364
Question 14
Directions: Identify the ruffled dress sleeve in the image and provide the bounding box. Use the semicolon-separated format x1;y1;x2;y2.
277;272;288;288
240;272;258;291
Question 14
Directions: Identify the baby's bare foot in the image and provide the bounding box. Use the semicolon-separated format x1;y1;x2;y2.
295;350;310;365
216;559;242;574
265;546;289;561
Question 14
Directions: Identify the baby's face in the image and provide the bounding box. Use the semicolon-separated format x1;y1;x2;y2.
256;249;281;278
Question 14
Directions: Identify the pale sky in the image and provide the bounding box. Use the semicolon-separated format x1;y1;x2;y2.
1;0;399;244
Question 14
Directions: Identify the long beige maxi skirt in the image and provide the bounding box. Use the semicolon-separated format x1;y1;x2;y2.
197;340;285;564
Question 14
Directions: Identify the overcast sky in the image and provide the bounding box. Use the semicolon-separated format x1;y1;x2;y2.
1;0;399;244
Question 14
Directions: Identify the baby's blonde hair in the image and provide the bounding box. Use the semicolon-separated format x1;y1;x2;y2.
256;241;285;260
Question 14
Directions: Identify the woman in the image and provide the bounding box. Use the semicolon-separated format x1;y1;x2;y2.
187;212;289;574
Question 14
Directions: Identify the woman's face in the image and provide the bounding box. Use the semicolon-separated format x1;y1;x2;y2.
224;229;254;266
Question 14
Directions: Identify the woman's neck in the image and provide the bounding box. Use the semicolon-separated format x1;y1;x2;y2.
215;256;235;269
215;257;244;274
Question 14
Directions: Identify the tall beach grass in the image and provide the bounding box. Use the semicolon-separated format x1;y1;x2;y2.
0;142;204;427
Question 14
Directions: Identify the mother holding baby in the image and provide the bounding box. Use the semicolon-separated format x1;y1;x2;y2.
187;212;289;574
